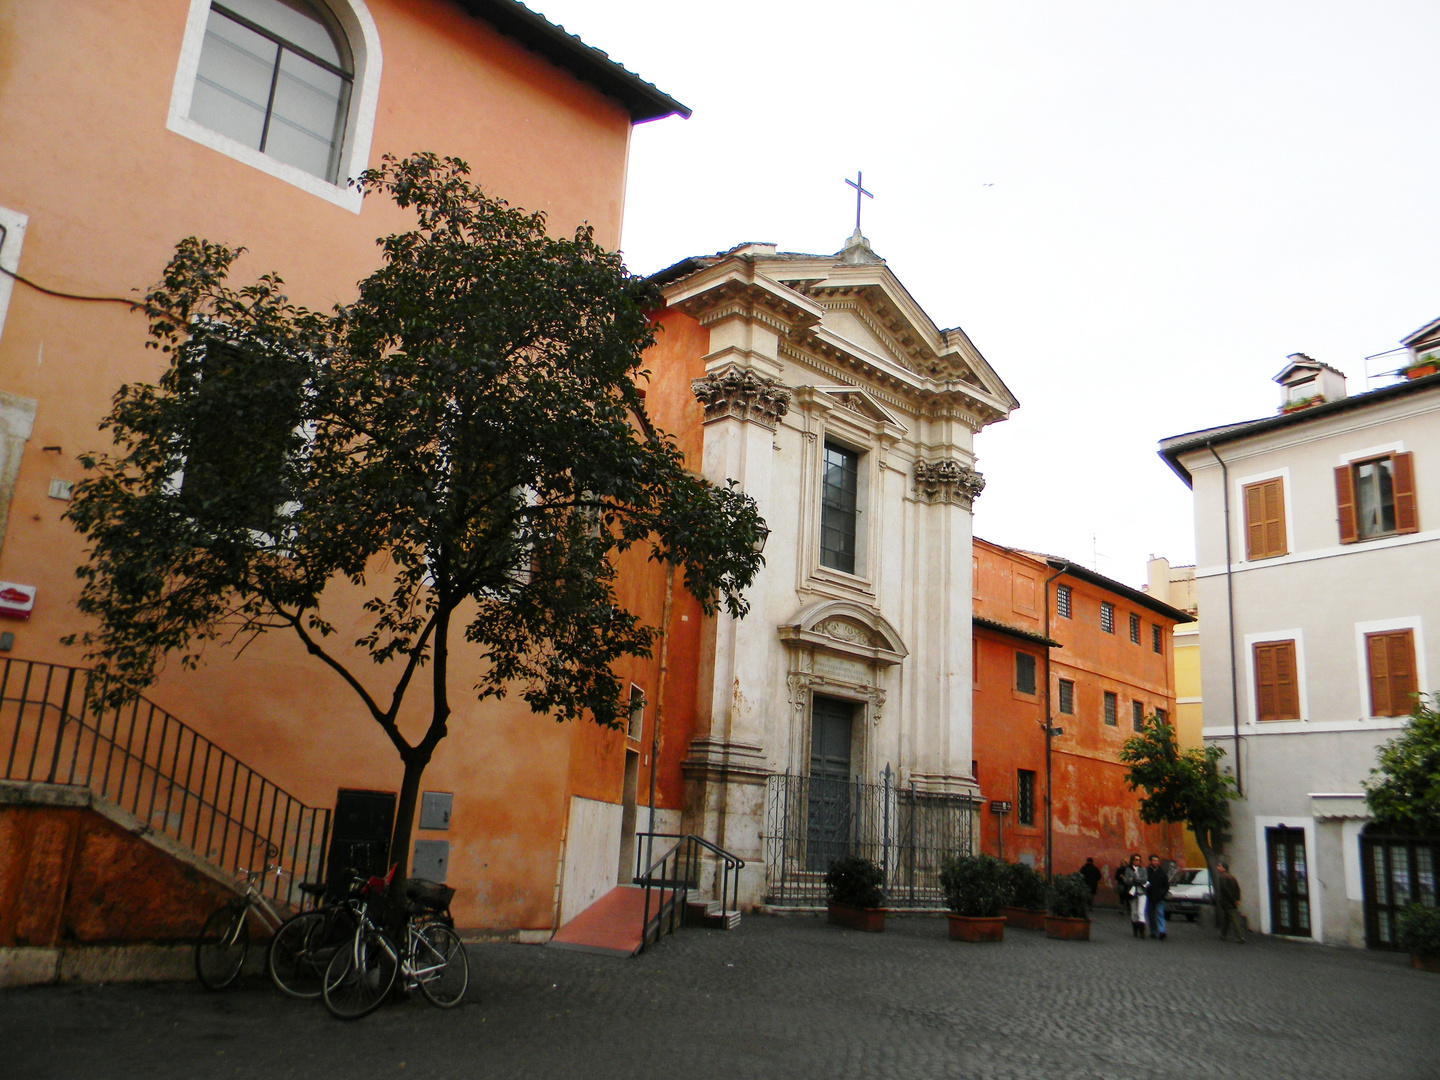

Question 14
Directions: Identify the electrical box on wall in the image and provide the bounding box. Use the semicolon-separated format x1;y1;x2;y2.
413;839;449;882
419;791;452;830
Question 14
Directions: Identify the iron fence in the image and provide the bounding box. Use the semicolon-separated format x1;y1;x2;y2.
762;765;977;907
0;658;330;907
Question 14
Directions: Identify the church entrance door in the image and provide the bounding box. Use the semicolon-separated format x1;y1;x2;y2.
806;695;854;872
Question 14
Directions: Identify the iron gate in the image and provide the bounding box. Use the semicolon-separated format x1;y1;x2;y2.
762;765;977;907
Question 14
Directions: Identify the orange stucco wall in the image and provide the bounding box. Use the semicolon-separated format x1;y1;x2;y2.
0;0;651;931
0;801;234;946
565;309;711;815
971;540;1184;900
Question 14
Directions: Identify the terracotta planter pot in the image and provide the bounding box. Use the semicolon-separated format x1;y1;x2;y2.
948;914;1005;942
1044;914;1091;940
1411;953;1440;973
827;902;885;932
1405;365;1439;381
1000;906;1047;931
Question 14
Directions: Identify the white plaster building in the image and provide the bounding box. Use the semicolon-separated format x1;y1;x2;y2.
1160;336;1440;947
654;233;1017;907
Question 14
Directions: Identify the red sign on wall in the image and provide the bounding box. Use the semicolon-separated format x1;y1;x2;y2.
0;582;36;620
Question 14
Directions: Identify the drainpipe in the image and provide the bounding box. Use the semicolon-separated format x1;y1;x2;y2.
1042;561;1070;884
646;563;675;874
1206;442;1243;797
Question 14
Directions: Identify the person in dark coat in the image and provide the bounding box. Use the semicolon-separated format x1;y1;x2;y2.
1079;857;1102;898
1216;859;1245;943
1144;853;1170;940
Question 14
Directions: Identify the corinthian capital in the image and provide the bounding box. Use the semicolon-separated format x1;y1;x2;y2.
691;366;792;430
914;459;985;508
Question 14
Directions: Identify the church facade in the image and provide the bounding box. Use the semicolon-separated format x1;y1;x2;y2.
638;232;1018;907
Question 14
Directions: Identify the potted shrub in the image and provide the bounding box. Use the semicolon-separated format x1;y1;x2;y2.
1000;862;1048;930
1045;873;1092;940
1397;903;1440;972
940;854;1009;942
824;854;886;932
1403;353;1440;380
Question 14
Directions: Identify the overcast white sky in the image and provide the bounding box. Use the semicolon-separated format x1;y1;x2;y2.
534;1;1440;586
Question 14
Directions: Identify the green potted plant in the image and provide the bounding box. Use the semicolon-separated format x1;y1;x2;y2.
1044;872;1093;940
1403;353;1439;381
1279;393;1325;414
1000;862;1048;930
824;854;886;932
1397;903;1440;972
940;854;1009;942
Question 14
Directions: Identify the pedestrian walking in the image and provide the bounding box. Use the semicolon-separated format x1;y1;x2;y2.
1216;859;1246;943
1144;854;1170;940
1120;853;1147;937
1079;857;1101;899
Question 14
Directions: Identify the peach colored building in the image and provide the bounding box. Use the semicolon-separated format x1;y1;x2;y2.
971;539;1190;900
0;0;688;956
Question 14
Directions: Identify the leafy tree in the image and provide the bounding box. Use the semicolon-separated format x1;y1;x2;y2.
64;153;765;889
1120;715;1237;878
1365;693;1440;835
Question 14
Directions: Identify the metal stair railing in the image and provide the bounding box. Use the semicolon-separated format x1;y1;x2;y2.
0;657;330;908
633;832;744;953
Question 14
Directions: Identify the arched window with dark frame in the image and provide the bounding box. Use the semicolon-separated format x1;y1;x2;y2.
189;0;354;183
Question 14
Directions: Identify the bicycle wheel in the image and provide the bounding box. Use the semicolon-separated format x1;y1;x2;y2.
268;910;339;999
195;903;249;990
322;928;398;1020
415;923;469;1008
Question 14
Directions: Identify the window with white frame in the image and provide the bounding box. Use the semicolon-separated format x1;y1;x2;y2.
170;0;380;209
190;0;354;183
820;441;860;574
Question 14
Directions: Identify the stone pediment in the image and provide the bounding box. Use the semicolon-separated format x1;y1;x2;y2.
777;600;907;667
815;385;901;429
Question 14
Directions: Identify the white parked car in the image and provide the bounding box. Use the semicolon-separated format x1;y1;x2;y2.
1167;868;1213;920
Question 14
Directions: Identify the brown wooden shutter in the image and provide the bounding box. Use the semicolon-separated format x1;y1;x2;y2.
1336;465;1358;544
1367;633;1391;715
1245;484;1265;561
1392;452;1419;534
1274;642;1299;720
1264;479;1287;556
1254;642;1277;722
1388;629;1417;714
1254;640;1299;722
1366;629;1416;716
1243;478;1286;560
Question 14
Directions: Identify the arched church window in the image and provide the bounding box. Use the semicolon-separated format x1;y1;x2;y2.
188;0;354;183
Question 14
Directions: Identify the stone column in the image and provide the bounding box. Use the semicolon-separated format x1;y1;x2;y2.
908;458;985;799
682;364;789;907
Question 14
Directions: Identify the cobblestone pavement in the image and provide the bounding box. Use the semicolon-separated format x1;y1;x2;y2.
4;910;1437;1080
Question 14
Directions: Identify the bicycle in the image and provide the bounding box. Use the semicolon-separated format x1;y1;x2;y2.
194;862;290;991
322;873;468;1020
266;871;365;999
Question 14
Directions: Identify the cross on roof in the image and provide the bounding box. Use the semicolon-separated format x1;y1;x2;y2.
845;172;873;233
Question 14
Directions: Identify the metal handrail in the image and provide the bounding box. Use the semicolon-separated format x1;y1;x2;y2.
0;657;330;907
633;832;744;953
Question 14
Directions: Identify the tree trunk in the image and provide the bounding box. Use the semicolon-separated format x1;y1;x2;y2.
387;751;431;912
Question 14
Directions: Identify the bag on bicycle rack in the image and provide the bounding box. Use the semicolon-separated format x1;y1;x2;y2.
405;877;455;914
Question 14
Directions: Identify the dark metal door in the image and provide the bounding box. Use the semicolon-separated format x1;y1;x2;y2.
1266;826;1311;936
806;696;854;871
327;788;395;885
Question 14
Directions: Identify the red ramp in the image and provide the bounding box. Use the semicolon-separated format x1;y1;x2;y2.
548;884;665;958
